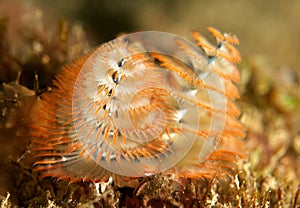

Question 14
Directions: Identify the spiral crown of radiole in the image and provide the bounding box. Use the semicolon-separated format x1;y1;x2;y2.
30;28;245;185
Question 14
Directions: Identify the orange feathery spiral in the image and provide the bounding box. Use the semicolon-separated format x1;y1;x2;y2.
30;28;245;186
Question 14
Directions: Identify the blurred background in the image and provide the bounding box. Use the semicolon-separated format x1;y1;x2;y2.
2;0;300;67
40;0;300;67
0;0;299;207
40;0;300;68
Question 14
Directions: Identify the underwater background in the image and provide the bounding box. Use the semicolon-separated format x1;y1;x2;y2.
0;0;299;207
